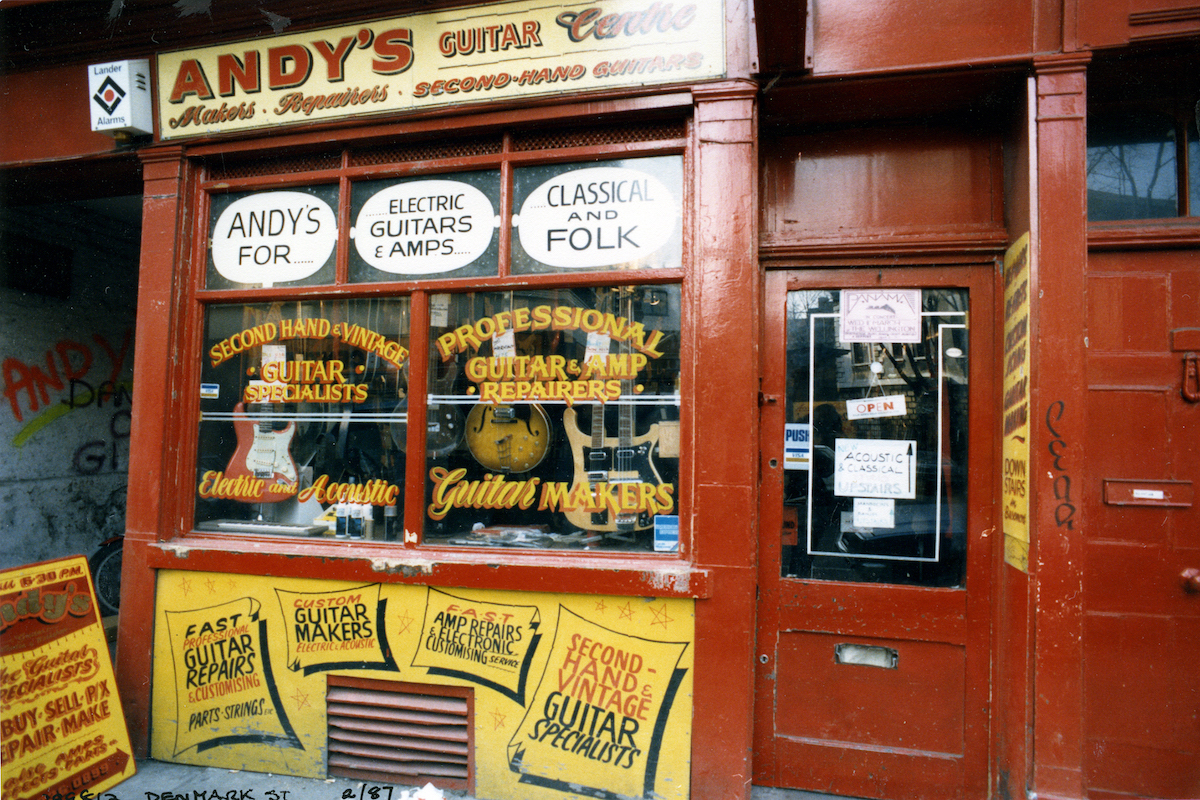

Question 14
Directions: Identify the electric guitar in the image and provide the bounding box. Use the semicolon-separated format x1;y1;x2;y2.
465;403;552;473
390;356;463;457
226;402;298;502
562;288;663;532
563;405;662;532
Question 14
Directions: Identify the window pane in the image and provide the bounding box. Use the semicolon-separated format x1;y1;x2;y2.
197;298;410;539
1087;108;1178;221
425;285;681;551
207;186;339;289
349;170;501;281
782;289;969;587
511;156;683;274
1189;105;1199;217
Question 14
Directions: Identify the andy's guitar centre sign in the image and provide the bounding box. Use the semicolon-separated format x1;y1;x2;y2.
157;0;726;140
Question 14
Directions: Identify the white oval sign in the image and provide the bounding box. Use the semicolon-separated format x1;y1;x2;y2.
210;191;337;286
516;166;677;269
352;180;497;274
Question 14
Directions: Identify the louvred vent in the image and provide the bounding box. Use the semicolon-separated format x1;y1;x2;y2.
326;676;472;790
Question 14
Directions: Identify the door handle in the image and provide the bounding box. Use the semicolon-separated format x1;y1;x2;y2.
1182;568;1200;594
1184;353;1200;403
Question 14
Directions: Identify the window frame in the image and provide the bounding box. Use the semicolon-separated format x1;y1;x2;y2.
174;123;696;567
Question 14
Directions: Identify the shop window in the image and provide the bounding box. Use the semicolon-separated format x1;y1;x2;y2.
191;140;684;554
425;286;680;548
1087;99;1200;220
782;289;969;587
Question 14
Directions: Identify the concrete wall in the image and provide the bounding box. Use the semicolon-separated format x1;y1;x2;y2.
0;199;139;569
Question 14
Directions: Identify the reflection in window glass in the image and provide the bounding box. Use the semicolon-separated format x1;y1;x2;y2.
196;298;410;539
1189;106;1199;217
1087;109;1178;220
424;286;681;551
782;289;968;587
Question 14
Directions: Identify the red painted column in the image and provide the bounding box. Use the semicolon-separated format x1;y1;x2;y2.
1029;52;1090;800
688;79;759;800
116;146;190;756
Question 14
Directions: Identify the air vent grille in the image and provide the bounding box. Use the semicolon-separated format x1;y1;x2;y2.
350;136;503;166
511;120;686;151
327;677;472;790
208;151;343;180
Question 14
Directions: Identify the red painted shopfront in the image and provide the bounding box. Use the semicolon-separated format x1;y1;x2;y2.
1;1;1197;799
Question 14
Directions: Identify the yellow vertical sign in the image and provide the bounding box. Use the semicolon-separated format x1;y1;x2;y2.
1002;233;1031;571
0;556;135;799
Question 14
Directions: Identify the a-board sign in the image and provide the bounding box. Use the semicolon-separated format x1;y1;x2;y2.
0;556;135;799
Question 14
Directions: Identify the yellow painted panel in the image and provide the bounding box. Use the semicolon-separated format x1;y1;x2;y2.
152;571;693;800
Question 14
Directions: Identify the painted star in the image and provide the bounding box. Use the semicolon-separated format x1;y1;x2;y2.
649;603;674;629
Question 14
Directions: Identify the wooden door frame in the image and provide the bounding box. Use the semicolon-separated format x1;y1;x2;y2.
752;264;998;798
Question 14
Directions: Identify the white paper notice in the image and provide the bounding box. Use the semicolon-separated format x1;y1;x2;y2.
834;438;917;499
840;289;922;342
853;497;896;528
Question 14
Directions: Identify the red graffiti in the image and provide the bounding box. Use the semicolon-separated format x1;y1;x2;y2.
3;330;133;422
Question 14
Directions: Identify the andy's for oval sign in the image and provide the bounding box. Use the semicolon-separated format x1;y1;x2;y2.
516;165;678;269
210;191;338;287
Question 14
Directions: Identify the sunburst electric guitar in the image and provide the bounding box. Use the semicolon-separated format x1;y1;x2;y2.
226;402;298;502
465;403;551;473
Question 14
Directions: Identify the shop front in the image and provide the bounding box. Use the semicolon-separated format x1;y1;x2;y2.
3;1;1199;799
105;3;759;800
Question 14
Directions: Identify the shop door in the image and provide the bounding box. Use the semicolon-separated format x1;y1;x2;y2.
753;268;993;800
1082;251;1200;795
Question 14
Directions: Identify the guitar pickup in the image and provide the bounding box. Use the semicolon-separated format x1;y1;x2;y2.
490;406;518;422
587;470;609;483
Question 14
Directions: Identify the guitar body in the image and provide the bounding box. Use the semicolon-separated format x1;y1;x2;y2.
390;399;463;457
227;402;298;503
465;404;551;473
563;407;662;532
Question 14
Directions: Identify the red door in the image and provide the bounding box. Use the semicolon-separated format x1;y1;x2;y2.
1083;249;1200;795
753;266;995;800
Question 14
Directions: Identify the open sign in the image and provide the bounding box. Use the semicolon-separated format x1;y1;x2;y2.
846;394;908;420
210;191;337;287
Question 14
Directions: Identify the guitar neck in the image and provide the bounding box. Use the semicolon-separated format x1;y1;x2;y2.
590;402;606;449
618;389;634;446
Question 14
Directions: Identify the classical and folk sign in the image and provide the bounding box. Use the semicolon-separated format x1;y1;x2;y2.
0;557;135;800
156;0;726;140
153;571;694;800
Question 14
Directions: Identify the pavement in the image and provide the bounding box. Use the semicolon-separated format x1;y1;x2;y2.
103;758;843;800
